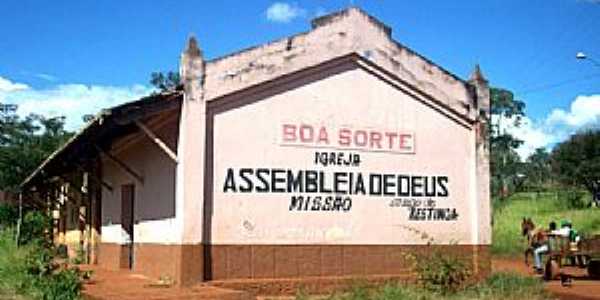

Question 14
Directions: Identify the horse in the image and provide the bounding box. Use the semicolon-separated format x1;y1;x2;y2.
521;217;549;266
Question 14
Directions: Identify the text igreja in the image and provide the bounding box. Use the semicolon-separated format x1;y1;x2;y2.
222;168;449;197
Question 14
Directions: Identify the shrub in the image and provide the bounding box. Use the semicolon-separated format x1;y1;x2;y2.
413;249;471;294
19;211;52;246
28;267;82;300
21;242;82;300
0;227;82;300
558;188;589;209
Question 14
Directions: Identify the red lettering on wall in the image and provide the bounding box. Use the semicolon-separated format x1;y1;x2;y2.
399;134;413;150
281;123;414;154
317;126;330;144
338;128;352;146
370;131;382;149
354;130;367;147
385;132;397;149
282;124;296;142
299;124;313;142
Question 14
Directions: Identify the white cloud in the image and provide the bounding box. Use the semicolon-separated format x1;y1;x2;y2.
546;95;600;127
266;2;305;23
0;76;153;131
499;94;600;160
0;76;29;92
496;115;557;159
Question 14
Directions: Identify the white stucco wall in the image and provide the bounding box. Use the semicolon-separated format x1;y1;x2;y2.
210;67;481;245
100;119;180;244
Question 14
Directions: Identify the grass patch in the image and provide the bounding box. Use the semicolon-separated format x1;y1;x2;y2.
0;228;32;298
0;225;82;300
492;191;600;257
293;272;549;300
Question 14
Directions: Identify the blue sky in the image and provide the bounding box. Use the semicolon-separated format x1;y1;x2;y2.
1;0;599;158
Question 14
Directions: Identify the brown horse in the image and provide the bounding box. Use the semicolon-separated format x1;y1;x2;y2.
521;218;549;266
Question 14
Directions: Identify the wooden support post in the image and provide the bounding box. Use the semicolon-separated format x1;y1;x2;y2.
15;192;22;246
95;145;144;185
74;165;113;192
135;120;178;163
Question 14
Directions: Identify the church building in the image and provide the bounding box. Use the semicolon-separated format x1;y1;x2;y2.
21;7;491;291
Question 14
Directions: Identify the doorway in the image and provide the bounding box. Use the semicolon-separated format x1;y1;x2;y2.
121;184;135;269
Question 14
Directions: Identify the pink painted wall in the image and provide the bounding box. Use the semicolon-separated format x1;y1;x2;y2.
209;66;484;245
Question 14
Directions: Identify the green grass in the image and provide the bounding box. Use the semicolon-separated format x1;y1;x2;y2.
293;272;550;300
0;229;31;299
492;191;600;257
0;228;82;300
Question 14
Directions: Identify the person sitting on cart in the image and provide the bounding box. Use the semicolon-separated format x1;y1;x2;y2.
557;220;581;243
560;220;585;265
533;221;569;273
557;220;572;236
568;221;580;243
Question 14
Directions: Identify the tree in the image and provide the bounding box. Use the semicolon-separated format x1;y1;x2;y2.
551;129;600;197
525;147;552;187
150;71;180;92
0;112;72;192
489;87;526;198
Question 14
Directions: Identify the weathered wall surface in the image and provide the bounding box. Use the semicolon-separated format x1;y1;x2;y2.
209;66;480;246
203;8;475;122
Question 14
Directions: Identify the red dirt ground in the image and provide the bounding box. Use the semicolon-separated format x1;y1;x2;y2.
492;258;600;300
79;266;252;300
81;259;600;300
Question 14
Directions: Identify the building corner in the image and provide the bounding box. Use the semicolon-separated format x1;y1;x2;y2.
468;65;492;277
174;36;206;285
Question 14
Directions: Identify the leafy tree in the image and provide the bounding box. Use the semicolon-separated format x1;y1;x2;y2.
525;147;552;187
489;87;526;198
150;71;180;92
490;88;525;125
0;112;72;192
551;129;600;197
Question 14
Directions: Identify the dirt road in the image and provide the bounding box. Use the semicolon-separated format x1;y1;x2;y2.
492;258;600;300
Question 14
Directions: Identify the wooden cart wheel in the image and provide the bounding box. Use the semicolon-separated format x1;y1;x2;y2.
545;259;561;280
588;260;600;279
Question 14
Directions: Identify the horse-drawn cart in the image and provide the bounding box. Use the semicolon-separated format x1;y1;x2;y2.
545;234;600;280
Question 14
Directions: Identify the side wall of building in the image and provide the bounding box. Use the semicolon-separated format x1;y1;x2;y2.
173;8;489;286
98;117;183;280
205;65;490;280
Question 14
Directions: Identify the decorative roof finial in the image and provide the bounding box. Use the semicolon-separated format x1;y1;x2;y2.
185;35;202;58
180;34;205;102
469;64;487;83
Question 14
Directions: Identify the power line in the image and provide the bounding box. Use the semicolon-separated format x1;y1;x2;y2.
517;72;600;95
